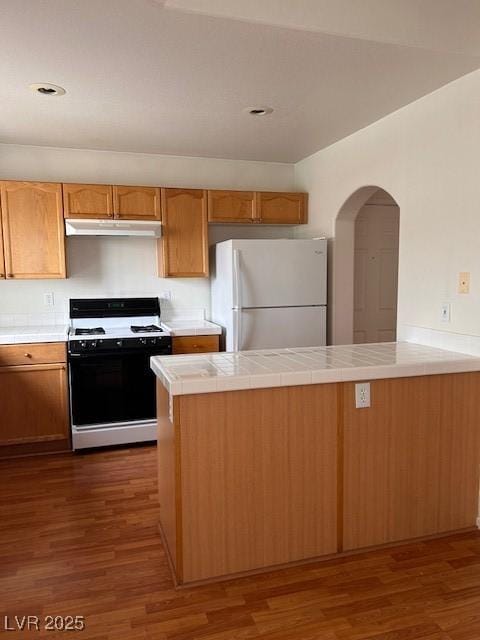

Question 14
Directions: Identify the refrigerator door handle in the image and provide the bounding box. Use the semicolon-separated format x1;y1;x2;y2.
232;250;242;351
232;249;242;310
233;308;242;352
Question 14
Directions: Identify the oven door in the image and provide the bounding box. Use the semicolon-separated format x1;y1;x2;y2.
69;350;160;427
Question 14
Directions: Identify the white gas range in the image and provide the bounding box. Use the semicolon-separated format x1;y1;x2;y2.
68;297;172;450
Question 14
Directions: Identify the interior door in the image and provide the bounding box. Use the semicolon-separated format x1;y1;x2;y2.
354;205;399;343
234;239;326;308
239;306;326;350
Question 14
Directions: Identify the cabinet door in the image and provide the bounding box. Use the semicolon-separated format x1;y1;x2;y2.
208;190;254;223
255;192;307;224
0;213;4;279
0;181;66;279
158;188;208;277
342;374;480;551
0;363;69;448
172;335;219;354
113;185;161;220
63;183;113;219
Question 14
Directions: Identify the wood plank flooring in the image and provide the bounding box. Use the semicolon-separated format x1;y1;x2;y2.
1;445;479;639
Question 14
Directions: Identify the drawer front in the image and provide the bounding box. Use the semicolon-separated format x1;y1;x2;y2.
0;342;67;367
172;335;219;355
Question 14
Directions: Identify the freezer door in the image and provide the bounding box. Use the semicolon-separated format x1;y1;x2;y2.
238;306;326;351
234;239;327;308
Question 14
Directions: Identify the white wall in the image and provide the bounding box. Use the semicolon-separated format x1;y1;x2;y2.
295;68;480;351
0;144;294;324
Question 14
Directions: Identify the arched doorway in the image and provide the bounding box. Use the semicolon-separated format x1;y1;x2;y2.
331;186;400;345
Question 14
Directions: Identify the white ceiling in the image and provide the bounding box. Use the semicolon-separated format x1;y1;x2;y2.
1;0;479;163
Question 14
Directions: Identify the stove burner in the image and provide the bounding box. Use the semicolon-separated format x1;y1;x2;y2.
130;325;162;333
75;327;106;336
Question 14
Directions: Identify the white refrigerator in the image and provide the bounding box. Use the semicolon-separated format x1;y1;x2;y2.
211;238;327;351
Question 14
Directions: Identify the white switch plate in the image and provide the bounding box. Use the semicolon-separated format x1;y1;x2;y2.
44;292;55;307
441;303;450;322
161;290;173;301
355;382;370;409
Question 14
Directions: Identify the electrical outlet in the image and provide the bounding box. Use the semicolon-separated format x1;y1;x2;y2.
44;292;55;308
441;303;450;323
355;382;370;409
459;272;470;294
161;290;173;301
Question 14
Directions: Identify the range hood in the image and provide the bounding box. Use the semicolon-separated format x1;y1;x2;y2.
65;218;162;237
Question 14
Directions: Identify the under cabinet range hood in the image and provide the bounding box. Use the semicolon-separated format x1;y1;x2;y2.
65;219;162;237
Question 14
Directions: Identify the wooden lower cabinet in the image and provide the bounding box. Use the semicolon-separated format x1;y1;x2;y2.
158;383;338;584
157;372;480;585
0;343;70;458
172;335;219;354
342;373;480;550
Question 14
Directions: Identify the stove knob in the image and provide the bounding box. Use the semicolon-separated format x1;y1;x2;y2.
80;341;87;349
149;337;157;346
90;341;97;349
140;337;147;345
116;340;122;347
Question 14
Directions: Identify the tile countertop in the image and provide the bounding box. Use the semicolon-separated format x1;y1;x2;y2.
0;325;69;344
161;319;221;336
151;342;480;396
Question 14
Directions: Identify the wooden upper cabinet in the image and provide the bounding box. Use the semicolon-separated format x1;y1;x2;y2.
255;192;307;224
113;185;161;220
63;183;113;219
0;181;66;279
208;190;255;223
158;188;208;278
0;216;4;279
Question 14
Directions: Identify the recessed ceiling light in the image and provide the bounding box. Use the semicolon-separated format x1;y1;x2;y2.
246;106;273;116
29;83;66;96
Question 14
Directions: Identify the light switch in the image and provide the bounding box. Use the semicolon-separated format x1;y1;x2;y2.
459;272;470;294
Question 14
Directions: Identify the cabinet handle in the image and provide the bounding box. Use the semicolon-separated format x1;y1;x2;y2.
7;273;14;278
24;353;32;358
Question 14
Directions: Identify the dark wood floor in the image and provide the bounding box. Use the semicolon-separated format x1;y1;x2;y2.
1;446;479;639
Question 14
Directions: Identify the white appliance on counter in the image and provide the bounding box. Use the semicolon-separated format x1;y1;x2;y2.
211;238;327;351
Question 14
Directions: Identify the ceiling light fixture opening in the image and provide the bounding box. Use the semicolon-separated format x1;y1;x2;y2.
29;83;66;97
246;106;273;116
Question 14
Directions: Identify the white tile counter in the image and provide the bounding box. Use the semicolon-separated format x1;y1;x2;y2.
151;342;480;396
161;319;221;336
0;325;69;344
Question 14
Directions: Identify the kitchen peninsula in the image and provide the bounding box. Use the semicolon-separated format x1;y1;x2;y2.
151;342;480;586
